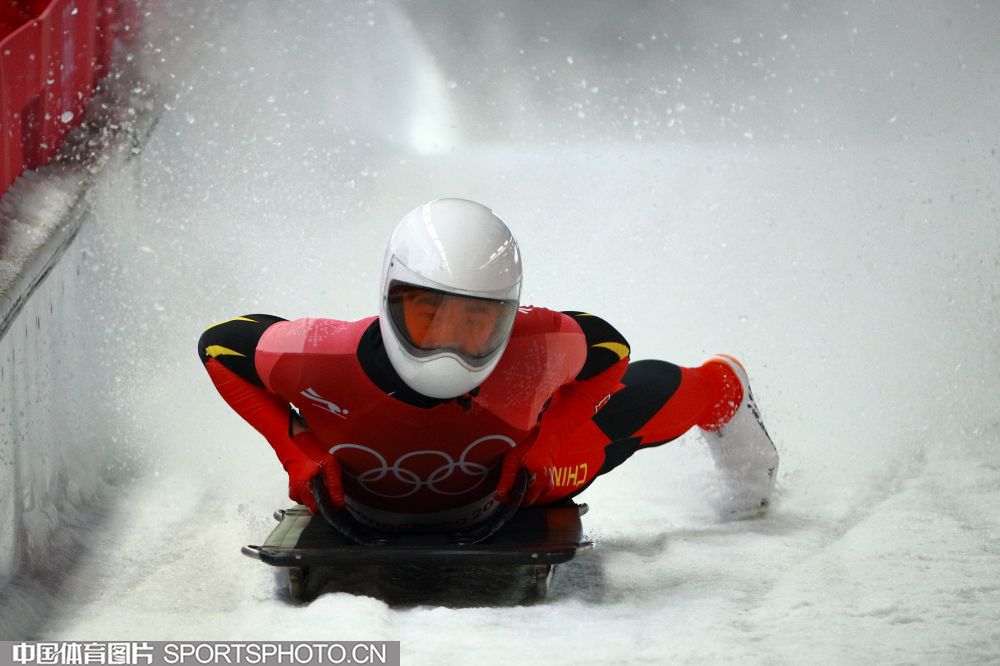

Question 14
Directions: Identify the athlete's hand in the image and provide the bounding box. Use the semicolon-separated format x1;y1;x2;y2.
494;432;555;507
287;457;346;514
285;432;345;514
282;422;345;514
312;456;346;512
286;456;320;512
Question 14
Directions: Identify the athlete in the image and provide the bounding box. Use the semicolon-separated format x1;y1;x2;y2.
198;199;779;531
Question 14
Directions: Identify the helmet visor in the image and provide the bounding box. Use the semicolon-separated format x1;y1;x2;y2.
387;281;518;366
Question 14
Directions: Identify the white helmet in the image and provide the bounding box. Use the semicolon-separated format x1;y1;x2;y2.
379;199;522;399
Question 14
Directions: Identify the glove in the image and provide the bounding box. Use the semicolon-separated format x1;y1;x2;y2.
285;431;345;514
494;431;556;507
286;455;320;512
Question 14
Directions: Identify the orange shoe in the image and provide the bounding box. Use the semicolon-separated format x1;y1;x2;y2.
701;355;779;519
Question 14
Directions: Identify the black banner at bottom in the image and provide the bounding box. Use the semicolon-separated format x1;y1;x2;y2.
0;641;400;666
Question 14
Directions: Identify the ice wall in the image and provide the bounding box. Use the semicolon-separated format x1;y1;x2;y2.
0;63;161;601
0;194;97;582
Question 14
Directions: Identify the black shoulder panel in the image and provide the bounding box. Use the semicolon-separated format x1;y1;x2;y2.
198;314;286;387
562;311;631;381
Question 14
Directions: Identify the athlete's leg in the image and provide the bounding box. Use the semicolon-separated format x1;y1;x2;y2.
539;357;778;517
537;359;742;502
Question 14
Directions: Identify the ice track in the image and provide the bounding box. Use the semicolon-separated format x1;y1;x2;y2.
2;2;999;663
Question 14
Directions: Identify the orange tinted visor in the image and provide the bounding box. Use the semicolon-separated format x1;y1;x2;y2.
387;282;517;364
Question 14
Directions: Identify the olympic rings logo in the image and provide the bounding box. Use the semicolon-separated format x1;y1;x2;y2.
329;435;516;498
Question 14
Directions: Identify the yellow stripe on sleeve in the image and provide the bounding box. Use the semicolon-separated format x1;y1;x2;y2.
591;342;630;360
204;345;247;359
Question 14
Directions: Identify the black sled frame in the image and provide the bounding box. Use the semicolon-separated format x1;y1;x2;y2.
241;471;593;602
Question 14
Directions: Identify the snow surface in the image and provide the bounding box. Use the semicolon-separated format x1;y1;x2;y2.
2;1;1000;663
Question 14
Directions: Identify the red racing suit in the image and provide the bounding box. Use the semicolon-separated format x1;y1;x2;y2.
199;308;739;530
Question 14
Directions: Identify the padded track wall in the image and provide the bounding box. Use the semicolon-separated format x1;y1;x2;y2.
0;0;137;198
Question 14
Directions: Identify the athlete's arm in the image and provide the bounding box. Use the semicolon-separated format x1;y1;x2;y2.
498;311;630;504
198;315;339;510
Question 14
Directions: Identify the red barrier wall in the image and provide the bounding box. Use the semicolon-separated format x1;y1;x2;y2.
0;0;136;199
